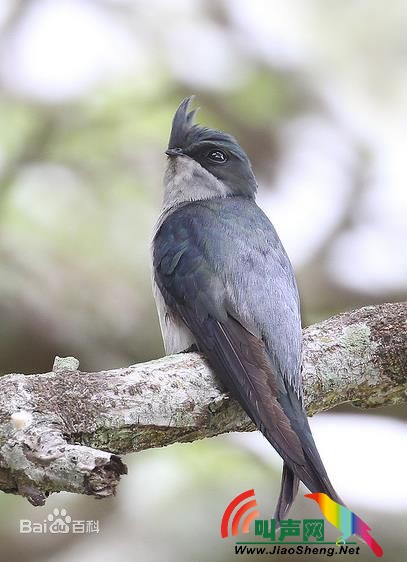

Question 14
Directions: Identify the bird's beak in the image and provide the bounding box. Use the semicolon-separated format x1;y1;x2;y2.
165;147;184;157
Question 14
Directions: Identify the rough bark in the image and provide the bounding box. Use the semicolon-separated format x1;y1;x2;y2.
0;302;405;506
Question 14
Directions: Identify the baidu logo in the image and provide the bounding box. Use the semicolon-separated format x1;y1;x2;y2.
20;508;99;534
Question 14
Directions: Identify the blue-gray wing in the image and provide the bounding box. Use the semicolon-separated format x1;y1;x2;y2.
155;198;302;386
153;198;305;460
153;196;341;504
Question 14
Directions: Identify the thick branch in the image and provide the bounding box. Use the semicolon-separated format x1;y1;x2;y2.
0;302;405;505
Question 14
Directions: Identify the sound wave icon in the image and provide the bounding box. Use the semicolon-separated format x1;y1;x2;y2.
220;489;260;538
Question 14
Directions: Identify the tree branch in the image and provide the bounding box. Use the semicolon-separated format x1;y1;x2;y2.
0;302;405;505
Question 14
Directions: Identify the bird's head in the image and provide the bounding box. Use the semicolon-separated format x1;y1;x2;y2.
163;96;257;204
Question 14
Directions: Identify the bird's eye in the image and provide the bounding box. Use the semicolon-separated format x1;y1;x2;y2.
207;149;228;163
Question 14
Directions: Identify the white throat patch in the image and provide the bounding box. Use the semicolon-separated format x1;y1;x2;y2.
162;156;230;215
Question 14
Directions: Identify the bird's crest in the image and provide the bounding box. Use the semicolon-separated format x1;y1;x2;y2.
168;96;199;150
167;96;239;152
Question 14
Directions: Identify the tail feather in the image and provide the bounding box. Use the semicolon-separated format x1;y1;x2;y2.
292;440;344;506
279;389;344;506
274;462;299;523
299;431;344;505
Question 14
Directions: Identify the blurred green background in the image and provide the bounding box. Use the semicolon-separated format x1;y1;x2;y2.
0;1;406;561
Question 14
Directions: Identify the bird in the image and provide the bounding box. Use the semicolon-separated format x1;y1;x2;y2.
305;493;383;557
152;96;342;521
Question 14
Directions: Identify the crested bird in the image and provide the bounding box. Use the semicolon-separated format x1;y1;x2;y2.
152;96;342;521
305;493;383;557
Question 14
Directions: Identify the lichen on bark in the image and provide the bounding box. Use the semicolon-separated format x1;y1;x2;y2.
0;302;405;505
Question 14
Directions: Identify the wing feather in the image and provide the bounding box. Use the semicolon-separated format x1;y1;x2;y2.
153;199;342;504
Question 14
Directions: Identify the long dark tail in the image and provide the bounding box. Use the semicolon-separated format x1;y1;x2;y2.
276;387;344;509
297;416;343;505
274;462;299;523
273;427;343;522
